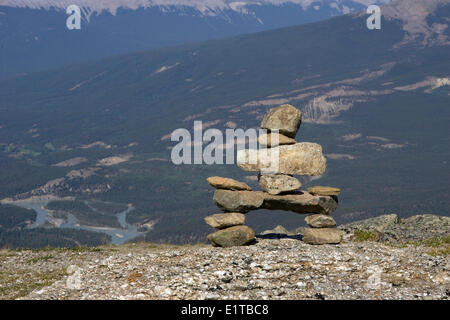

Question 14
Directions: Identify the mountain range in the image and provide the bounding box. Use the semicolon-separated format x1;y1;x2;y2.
0;0;392;78
0;0;449;247
0;0;392;15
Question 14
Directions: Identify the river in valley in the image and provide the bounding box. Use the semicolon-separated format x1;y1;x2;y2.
14;200;142;245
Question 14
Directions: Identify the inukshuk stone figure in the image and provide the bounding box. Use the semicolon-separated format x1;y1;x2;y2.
205;104;342;247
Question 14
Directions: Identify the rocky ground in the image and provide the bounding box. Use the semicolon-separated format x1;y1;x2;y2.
0;214;448;300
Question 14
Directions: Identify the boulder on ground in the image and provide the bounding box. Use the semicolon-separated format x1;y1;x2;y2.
257;133;296;147
204;213;245;229
305;214;337;228
262;192;338;215
259;225;290;236
213;190;264;213
302;228;342;245
258;174;301;195
237;143;326;175
338;214;398;234
261;104;302;138
308;186;341;196
207;176;252;191
339;214;450;244
207;225;255;247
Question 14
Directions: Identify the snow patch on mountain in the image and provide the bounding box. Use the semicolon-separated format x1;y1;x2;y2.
383;0;450;46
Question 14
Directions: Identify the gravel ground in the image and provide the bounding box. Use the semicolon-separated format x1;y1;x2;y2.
1;238;448;300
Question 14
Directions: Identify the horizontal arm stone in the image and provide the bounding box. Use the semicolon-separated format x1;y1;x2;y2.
213;190;337;215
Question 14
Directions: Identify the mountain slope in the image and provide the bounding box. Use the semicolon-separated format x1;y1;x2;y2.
0;0;449;245
0;0;391;78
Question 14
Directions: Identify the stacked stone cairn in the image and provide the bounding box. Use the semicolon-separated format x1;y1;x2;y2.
205;104;342;247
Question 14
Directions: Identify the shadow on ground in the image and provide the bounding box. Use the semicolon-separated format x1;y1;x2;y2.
256;233;303;240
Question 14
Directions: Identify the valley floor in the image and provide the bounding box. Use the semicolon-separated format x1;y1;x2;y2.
1;237;448;300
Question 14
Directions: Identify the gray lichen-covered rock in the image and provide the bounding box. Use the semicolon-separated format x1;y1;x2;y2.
258;174;301;195
207;176;252;191
305;214;337;228
339;214;399;234
382;214;450;243
302;228;342;245
213;190;264;213
257;133;296;147
237;143;327;175
204;213;245;229
207;225;255;247
339;214;450;244
261;104;302;138
262;192;338;215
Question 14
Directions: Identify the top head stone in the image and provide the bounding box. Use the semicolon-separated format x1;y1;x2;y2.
261;104;302;138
